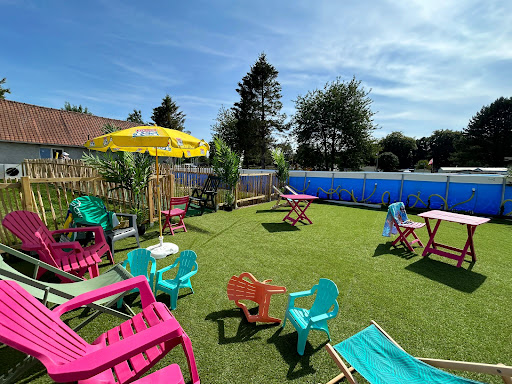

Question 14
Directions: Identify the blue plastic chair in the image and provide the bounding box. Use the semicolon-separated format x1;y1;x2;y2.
154;250;198;310
282;278;339;355
117;249;156;308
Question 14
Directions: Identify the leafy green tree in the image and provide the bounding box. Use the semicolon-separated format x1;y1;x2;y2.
62;102;92;115
151;94;186;131
0;78;10;99
378;152;399;172
293;76;376;171
127;109;145;125
379;132;416;169
211;105;238;150
415;159;431;171
454;97;512;166
429;129;462;167
101;123;121;135
233;53;286;168
414;137;431;164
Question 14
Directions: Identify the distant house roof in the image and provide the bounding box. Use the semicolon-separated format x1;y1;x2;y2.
0;99;140;148
439;167;508;174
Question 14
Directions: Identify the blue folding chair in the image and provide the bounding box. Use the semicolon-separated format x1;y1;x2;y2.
282;278;339;355
324;321;511;384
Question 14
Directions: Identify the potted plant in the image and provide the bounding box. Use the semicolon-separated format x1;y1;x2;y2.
271;147;290;189
83;148;153;232
212;137;242;211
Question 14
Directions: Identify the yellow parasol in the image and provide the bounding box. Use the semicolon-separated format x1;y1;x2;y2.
85;126;209;257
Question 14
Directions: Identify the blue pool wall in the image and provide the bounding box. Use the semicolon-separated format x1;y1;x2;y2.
288;171;510;216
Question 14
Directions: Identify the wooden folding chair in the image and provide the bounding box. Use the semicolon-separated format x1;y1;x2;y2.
386;202;425;252
324;320;512;384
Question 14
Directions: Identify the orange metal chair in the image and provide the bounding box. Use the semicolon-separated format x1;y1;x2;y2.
162;196;190;235
227;272;287;323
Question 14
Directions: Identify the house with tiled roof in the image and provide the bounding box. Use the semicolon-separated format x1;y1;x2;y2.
0;99;139;165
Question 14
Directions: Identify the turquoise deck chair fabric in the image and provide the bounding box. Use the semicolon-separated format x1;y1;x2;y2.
334;324;484;384
282;278;339;355
69;196;116;232
155;250;198;310
117;249;156;308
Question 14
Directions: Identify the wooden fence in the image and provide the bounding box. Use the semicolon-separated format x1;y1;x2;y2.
0;160;279;246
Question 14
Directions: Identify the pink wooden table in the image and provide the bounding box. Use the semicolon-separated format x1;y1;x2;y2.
280;194;319;226
417;210;490;268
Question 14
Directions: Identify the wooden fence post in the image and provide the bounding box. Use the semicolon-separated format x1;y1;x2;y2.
20;176;35;212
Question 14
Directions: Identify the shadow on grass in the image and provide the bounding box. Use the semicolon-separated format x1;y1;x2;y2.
0;345;47;384
261;223;300;233
205;307;279;344
405;258;486;292
256;208;288;213
267;327;324;380
373;243;419;260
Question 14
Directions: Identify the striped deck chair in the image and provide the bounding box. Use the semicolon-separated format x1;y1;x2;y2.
324;321;512;384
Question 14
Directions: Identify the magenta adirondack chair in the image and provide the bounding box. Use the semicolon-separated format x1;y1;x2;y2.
2;210;112;280
0;276;200;384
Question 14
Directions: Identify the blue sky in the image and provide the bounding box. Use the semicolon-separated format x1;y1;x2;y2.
2;0;511;144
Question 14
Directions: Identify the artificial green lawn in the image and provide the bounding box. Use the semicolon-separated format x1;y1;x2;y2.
3;201;512;383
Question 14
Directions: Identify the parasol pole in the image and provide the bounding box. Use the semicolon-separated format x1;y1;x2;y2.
155;147;163;243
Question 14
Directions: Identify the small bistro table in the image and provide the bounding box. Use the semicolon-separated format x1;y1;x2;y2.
280;194;319;226
417;210;490;268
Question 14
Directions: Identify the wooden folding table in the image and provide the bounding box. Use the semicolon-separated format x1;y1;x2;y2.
280;194;319;226
417;210;490;268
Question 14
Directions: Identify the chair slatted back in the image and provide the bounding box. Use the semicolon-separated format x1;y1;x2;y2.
169;196;190;211
203;176;220;194
227;275;258;302
2;211;53;248
309;278;339;318
0;280;88;368
175;250;197;280
126;249;156;280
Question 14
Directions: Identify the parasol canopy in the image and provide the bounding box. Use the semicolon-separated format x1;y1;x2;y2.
84;126;209;157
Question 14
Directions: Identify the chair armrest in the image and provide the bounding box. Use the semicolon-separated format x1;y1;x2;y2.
310;302;339;324
287;289;314;307
238;272;257;283
178;268;198;283
52;276;156;316
115;213;137;228
156;260;179;281
49;241;83;251
48;318;183;382
53;226;108;245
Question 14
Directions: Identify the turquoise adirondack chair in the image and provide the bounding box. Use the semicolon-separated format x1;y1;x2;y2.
117;249;156;308
154;250;198;310
282;278;340;355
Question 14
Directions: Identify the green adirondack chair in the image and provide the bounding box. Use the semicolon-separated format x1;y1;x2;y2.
282;278;340;355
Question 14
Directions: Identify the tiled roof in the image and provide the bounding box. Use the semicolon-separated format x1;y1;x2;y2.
0;99;141;147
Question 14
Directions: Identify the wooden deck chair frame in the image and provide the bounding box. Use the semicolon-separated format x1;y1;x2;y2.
324;320;512;384
271;185;301;210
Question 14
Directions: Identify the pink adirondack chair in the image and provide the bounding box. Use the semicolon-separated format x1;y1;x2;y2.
2;210;112;280
0;276;200;384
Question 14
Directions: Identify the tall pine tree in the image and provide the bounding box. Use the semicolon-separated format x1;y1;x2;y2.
233;53;286;168
151;94;186;131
